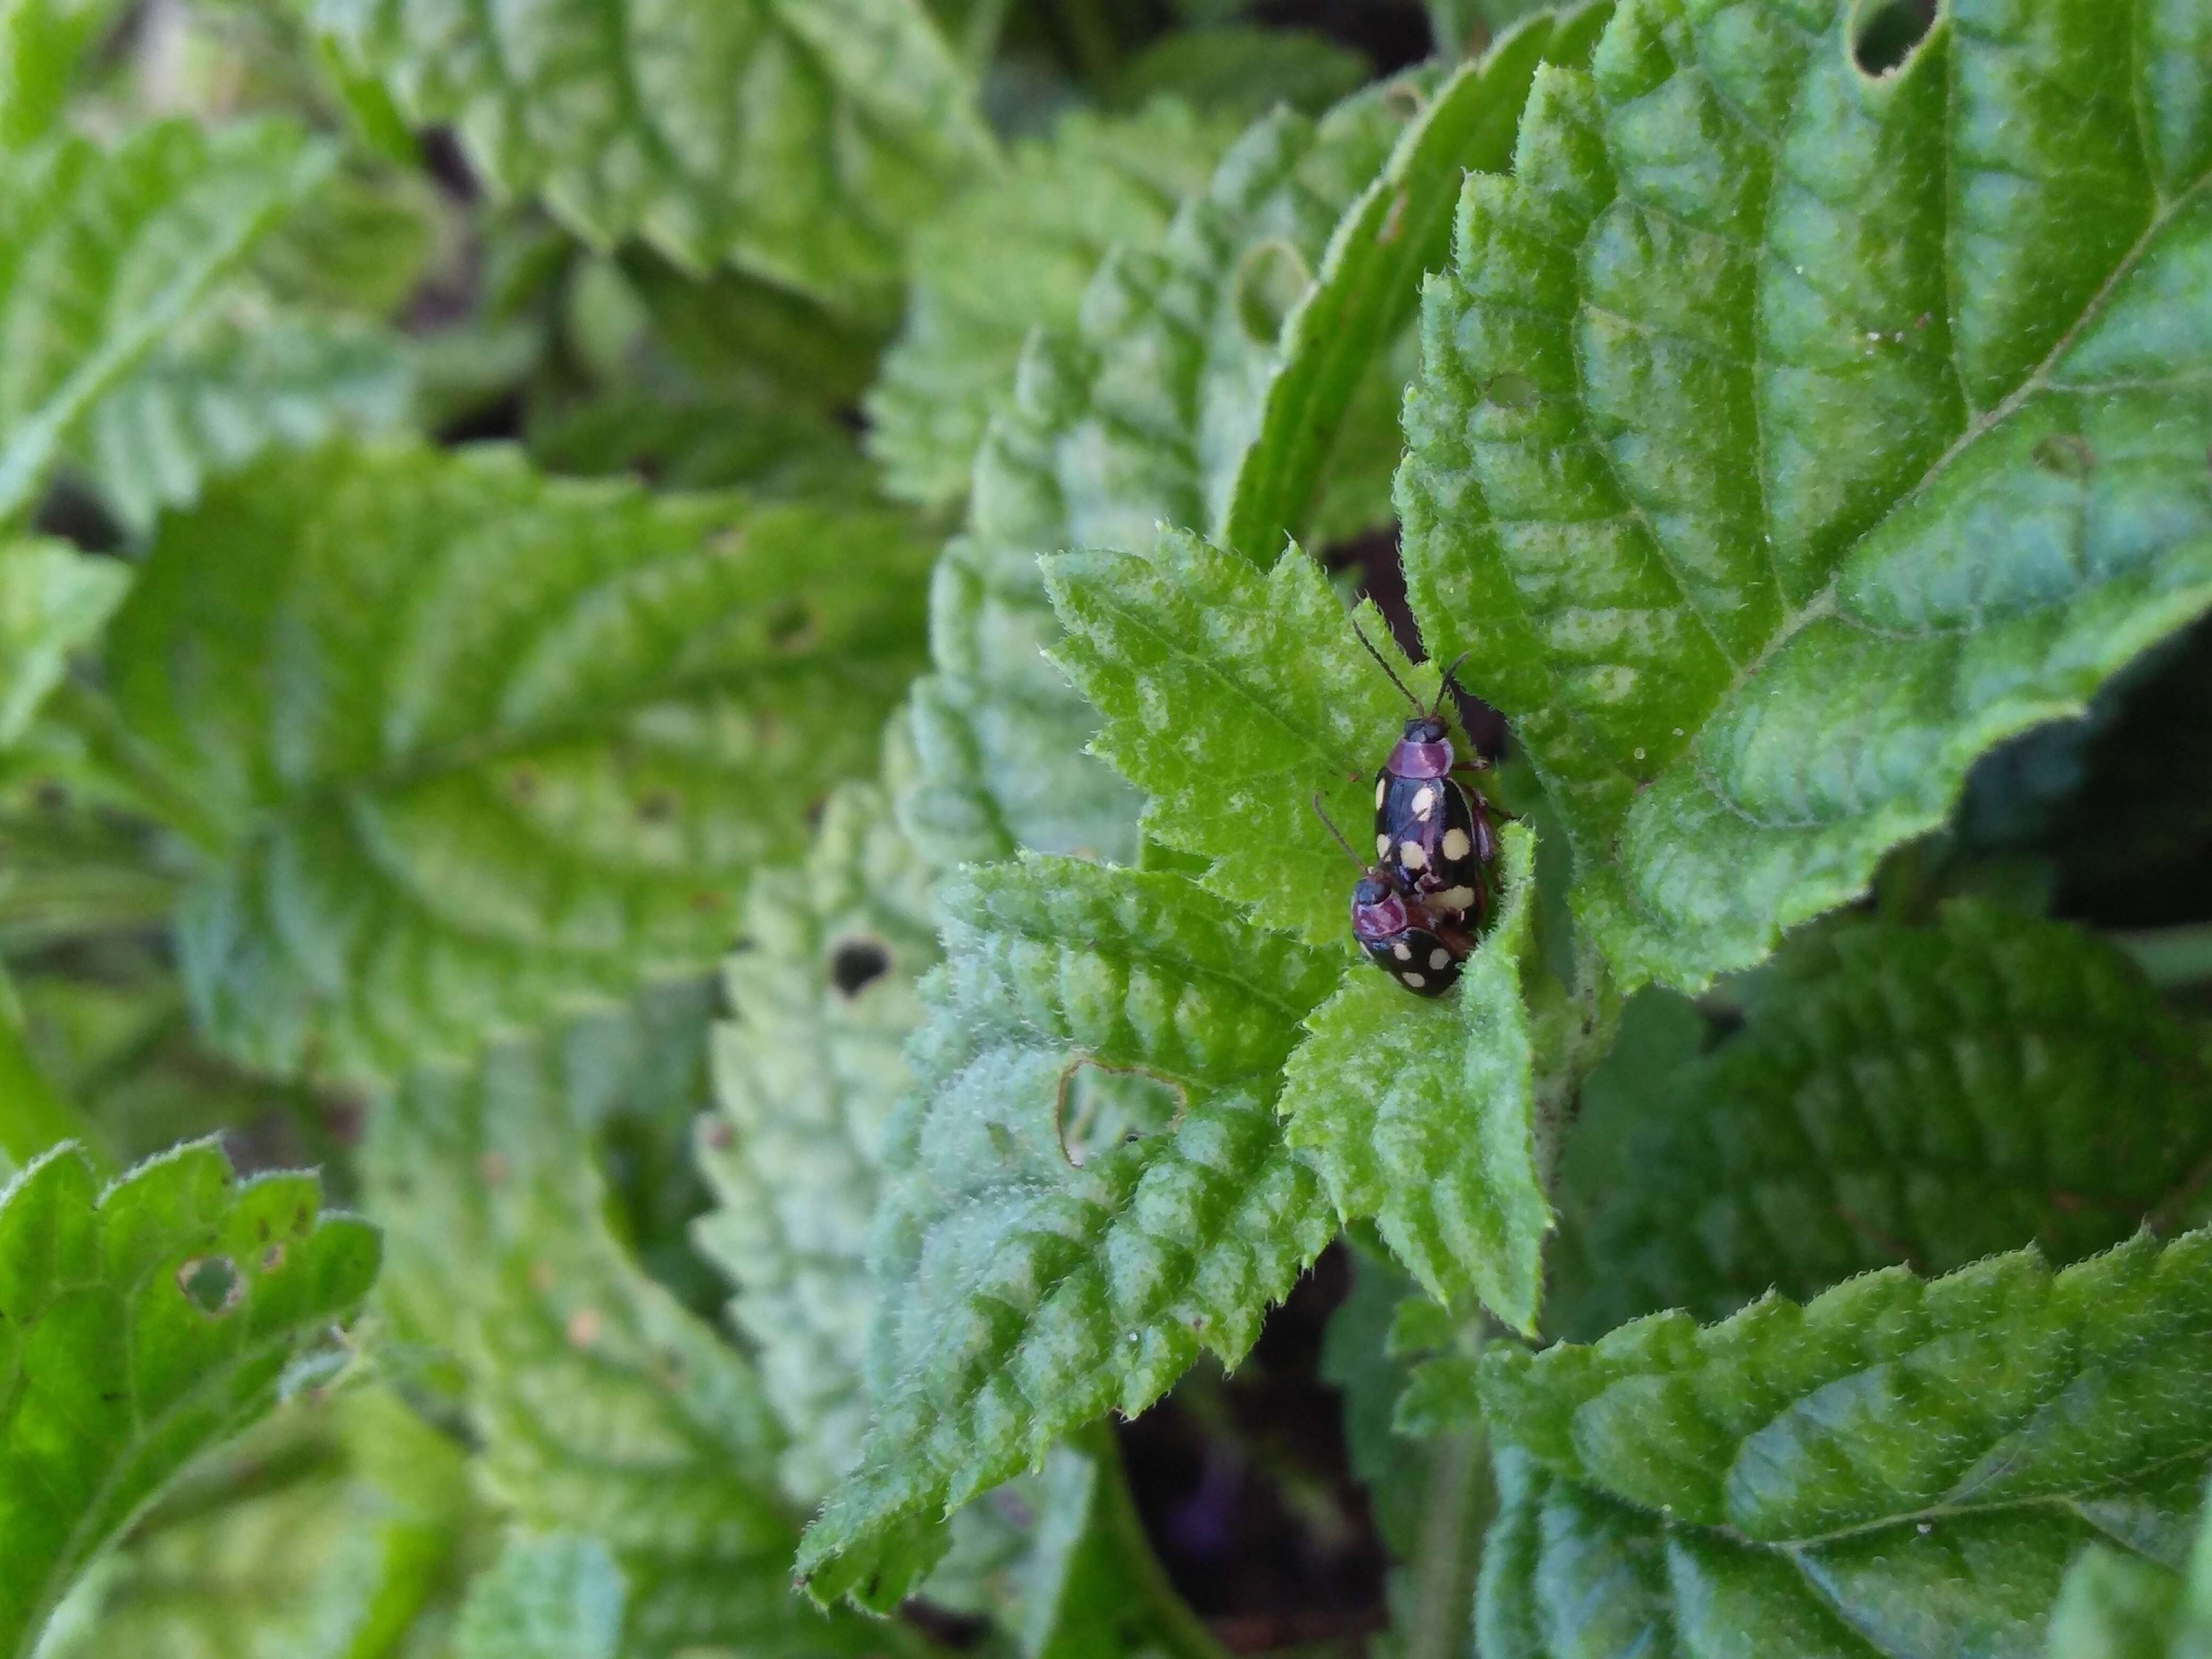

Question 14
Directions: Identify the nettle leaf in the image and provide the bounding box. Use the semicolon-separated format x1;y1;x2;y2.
452;1535;626;1659
907;11;1608;875
1222;2;1612;564
0;1140;379;1659
1556;905;2212;1340
692;779;942;1504
867;99;1240;512
99;439;931;1083
1048;529;1436;944
0;119;328;524
901;76;1421;871
74;310;410;533
1400;0;2212;994
365;985;880;1659
311;0;995;314
1478;1228;2212;1658
41;1387;476;1659
798;857;1342;1609
0;538;129;747
2048;1477;2212;1659
1280;823;1547;1332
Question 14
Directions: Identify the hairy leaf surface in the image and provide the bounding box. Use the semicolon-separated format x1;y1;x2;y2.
799;858;1342;1608
0;119;328;523
1400;0;2212;992
693;779;941;1503
365;984;880;1658
1047;529;1437;945
2047;1477;2212;1659
1556;906;2212;1339
0;1141;379;1659
0;538;128;747
900;77;1420;871
867;99;1239;511
311;0;995;313
1478;1229;2212;1657
100;440;932;1082
1281;824;1546;1330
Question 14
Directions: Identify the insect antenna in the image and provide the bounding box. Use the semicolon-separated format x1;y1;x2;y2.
1349;615;1421;711
1428;650;1472;718
1311;793;1367;871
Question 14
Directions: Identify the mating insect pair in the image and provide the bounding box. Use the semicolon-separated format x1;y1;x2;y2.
1315;625;1503;998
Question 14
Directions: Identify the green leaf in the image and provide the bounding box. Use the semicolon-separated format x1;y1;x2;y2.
311;0;996;314
1398;0;2212;995
74;311;410;533
97;439;931;1083
452;1535;625;1659
1108;27;1369;124
1555;906;2212;1340
797;857;1342;1610
1477;1228;2212;1658
692;779;942;1503
0;538;128;748
1048;530;1433;944
0;119;329;525
0;1139;380;1659
365;984;882;1658
0;0;121;150
1280;823;1548;1331
900;76;1422;871
1223;3;1613;565
866;98;1239;512
2048;1477;2212;1659
39;1387;478;1659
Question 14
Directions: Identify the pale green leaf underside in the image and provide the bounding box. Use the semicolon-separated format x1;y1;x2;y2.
452;1535;625;1659
1400;0;2212;994
74;309;410;533
0;537;128;748
1479;1228;2212;1657
1280;822;1547;1331
2048;1479;2212;1659
866;98;1241;512
100;439;931;1083
0;119;328;524
311;0;995;312
798;858;1342;1610
1557;904;2212;1339
901;76;1422;872
365;986;881;1659
0;1141;379;1659
692;779;942;1504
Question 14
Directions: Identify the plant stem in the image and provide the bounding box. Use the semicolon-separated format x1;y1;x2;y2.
1082;1419;1234;1659
1405;1429;1489;1659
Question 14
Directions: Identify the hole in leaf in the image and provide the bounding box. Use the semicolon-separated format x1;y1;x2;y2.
1854;0;1935;74
1055;1060;1185;1168
177;1255;243;1316
830;936;890;997
2033;433;2097;479
258;1243;286;1273
1233;239;1314;346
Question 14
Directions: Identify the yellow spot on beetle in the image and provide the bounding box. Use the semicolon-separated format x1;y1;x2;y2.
1441;827;1471;862
1400;841;1426;870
